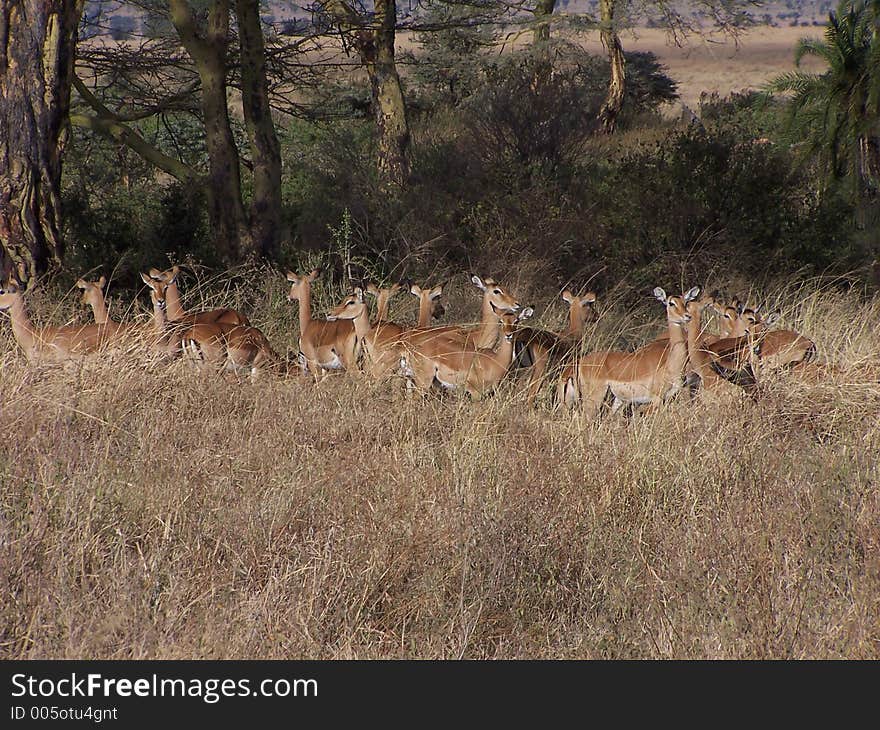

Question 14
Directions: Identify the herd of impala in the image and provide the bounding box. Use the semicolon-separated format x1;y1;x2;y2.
0;264;843;414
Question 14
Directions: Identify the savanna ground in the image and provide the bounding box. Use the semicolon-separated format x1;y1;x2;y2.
1;263;878;659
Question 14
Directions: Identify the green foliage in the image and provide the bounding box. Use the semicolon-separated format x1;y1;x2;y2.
766;0;880;200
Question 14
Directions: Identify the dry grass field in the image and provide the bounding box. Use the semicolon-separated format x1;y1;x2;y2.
1;267;878;658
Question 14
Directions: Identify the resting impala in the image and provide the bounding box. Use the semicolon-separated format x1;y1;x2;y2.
0;280;111;362
142;273;278;375
148;266;250;327
512;288;598;404
714;296;816;376
558;286;696;416
286;269;358;378
683;290;756;397
366;282;402;324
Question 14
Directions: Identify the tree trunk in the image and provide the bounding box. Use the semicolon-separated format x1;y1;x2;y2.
597;0;626;135
0;0;85;286
235;0;282;259
169;0;250;263
359;0;410;189
533;0;556;44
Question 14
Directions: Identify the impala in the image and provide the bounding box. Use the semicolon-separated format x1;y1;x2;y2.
365;282;402;324
512;288;598;404
143;273;279;375
683;290;756;397
148;265;250;326
0;280;111;362
557;286;697;416
391;275;521;386
715;297;816;376
286;269;358;378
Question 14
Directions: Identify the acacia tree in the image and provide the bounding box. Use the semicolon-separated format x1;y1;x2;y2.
318;0;411;188
0;0;86;285
74;0;285;262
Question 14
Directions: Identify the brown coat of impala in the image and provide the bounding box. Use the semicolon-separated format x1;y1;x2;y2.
330;287;532;398
0;281;113;362
149;266;250;327
512;288;597;405
286;269;358;378
392;275;521;389
142;273;278;374
558;286;697;416
357;280;447;380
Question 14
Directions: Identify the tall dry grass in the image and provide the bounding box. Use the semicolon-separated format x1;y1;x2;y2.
1;267;878;658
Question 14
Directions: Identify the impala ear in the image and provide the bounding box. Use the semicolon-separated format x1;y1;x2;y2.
366;283;380;297
140;272;154;287
285;271;298;283
409;283;423;297
684;286;702;303
148;268;163;279
764;312;780;325
308;268;321;282
517;306;535;322
98;275;106;289
581;291;597;305
561;289;574;303
169;265;180;281
429;285;443;300
471;274;486;291
353;287;365;302
389;282;402;295
652;287;667;303
75;279;88;289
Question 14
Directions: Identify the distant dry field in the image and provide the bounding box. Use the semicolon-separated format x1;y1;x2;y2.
1;269;878;658
397;24;827;110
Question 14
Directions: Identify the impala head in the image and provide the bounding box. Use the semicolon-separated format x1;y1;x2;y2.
653;286;697;327
561;289;597;309
328;287;368;321
141;272;168;311
286;268;320;302
0;280;22;310
148;265;180;285
409;281;446;320
471;274;520;315
684;288;715;317
366;282;402;299
76;276;106;308
500;306;535;339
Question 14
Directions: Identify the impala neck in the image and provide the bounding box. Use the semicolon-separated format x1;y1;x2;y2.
375;292;391;323
296;283;312;333
351;304;373;341
475;298;503;349
666;314;689;372
165;281;186;321
417;297;433;328
90;296;111;325
563;303;586;339
6;295;38;355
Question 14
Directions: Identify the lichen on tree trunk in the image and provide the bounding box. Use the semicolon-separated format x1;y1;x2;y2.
0;0;85;286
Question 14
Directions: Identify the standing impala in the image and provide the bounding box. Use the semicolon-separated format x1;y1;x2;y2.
286;269;358;378
0;280;111;362
558;286;697;415
148;266;250;327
